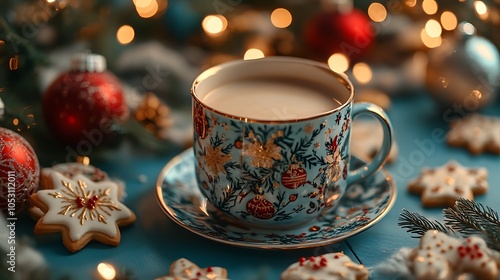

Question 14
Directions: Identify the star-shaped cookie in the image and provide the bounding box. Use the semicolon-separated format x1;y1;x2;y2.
408;161;487;207
447;114;500;154
281;252;368;280
30;162;126;221
155;258;228;280
408;230;499;280
30;172;136;253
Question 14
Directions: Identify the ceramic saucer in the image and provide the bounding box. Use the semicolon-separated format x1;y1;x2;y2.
156;148;396;250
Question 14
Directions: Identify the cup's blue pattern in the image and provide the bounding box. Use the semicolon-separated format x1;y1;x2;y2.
193;101;353;227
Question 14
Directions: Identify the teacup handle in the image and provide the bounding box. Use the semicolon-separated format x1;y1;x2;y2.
346;102;393;185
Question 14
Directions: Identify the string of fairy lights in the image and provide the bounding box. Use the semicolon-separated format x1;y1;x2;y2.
113;0;497;88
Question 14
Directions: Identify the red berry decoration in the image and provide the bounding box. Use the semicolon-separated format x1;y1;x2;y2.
42;53;129;146
246;195;275;220
303;7;373;61
0;127;40;214
193;102;208;139
281;163;307;189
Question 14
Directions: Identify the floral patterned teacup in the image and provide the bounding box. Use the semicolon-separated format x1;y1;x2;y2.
191;57;392;228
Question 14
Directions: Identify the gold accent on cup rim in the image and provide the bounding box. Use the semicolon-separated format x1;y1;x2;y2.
191;56;354;124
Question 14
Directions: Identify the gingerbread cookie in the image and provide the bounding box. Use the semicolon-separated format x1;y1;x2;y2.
408;230;499;280
281;252;368;280
408;161;487;207
447;114;500;154
30;172;135;253
351;120;398;163
30;163;127;220
155;258;228;280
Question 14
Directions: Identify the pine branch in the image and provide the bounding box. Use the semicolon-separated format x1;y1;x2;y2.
443;198;500;251
398;209;456;238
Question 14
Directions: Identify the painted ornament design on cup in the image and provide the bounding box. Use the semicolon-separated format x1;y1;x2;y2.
194;104;352;225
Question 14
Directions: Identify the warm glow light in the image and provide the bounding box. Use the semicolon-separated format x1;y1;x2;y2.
420;28;442;48
327;53;350;73
368;3;387;22
474;1;488;15
97;263;116;280
134;0;154;8
271;8;292;28
46;0;55;3
134;0;159;18
352;63;373;84
116;25;135;44
405;0;417;7
440;11;457;31
202;15;228;35
422;0;438;15
425;19;442;38
244;48;265;60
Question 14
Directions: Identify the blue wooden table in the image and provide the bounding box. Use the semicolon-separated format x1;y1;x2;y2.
14;94;500;279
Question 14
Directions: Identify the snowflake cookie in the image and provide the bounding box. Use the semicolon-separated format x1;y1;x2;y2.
350;120;398;163
281;252;368;280
408;230;499;280
29;172;136;253
29;163;127;220
408;161;487;207
447;114;500;154
155;258;228;280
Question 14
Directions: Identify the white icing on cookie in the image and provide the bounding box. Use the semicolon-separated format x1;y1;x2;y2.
447;114;500;154
281;252;368;280
155;258;227;280
351;120;398;163
36;173;133;241
408;161;487;207
42;162;108;183
409;230;499;280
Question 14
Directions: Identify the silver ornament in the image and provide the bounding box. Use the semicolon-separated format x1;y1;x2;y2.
426;22;500;112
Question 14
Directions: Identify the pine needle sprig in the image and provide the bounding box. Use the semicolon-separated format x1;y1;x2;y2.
398;209;456;238
443;198;500;251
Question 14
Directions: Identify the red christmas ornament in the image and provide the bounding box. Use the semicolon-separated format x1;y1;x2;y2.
246;195;275;220
42;53;129;146
0;127;40;214
281;163;307;189
303;7;373;61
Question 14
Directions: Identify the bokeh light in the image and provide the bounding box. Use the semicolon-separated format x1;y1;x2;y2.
425;19;442;38
474;1;488;15
116;25;135;44
97;263;116;280
134;0;159;18
440;11;457;31
244;48;265;60
202;15;228;35
368;3;387;23
420;28;442;48
422;0;438;15
352;63;373;84
405;0;417;7
474;1;489;19
271;8;292;28
327;53;349;73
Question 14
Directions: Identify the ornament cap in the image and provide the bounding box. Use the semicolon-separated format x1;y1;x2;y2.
71;52;107;73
